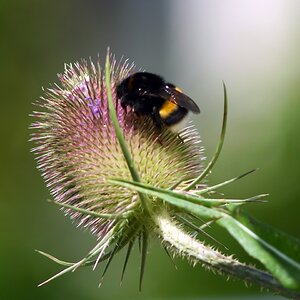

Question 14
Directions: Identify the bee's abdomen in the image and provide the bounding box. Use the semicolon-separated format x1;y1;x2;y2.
159;100;188;126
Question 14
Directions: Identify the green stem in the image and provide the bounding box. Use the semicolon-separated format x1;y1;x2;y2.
154;210;300;299
184;82;228;191
105;51;149;213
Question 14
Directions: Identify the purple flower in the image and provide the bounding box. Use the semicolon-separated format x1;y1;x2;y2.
30;54;204;286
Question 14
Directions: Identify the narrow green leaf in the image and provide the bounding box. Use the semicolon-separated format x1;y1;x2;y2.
99;242;120;287
38;223;119;286
111;179;224;219
222;209;300;290
176;215;228;250
166;192;300;290
110;178;264;208
105;51;149;212
36;220;139;269
38;263;78;287
48;199;132;219
35;250;75;267
100;221;141;285
36;249;113;267
234;210;300;265
158;185;300;290
184;82;228;190
162;245;177;269
193;169;258;195
111;177;300;290
139;229;148;292
121;239;135;284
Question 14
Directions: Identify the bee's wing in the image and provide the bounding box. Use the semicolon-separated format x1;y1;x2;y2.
154;86;200;114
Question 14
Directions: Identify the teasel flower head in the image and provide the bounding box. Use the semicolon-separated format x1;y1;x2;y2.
31;51;207;287
30;50;300;299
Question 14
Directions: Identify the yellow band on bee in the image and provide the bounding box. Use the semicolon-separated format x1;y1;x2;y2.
159;100;178;118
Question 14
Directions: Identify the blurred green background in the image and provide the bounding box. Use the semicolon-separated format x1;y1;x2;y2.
1;0;299;299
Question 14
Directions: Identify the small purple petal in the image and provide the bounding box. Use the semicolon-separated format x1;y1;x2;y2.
85;97;101;117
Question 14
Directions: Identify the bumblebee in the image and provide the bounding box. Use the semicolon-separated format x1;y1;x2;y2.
116;72;200;132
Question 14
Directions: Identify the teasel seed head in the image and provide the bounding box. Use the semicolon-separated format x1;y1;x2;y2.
31;55;204;235
30;52;204;286
30;52;296;300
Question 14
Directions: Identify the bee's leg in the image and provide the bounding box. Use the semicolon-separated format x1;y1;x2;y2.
177;134;184;144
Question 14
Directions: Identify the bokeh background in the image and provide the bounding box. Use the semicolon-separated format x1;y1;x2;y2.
1;0;300;299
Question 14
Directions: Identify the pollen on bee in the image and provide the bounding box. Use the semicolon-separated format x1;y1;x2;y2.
159;100;178;118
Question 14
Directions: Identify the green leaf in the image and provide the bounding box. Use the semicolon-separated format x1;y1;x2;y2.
37;227;116;286
121;238;135;284
222;208;300;290
99;242;120;287
176;214;228;250
110;178;265;208
184;82;228;190
105;51;149;212
193;169;258;195
48;199;133;219
139;228;148;292
35;250;75;267
105;51;139;183
235;211;300;265
111;178;300;290
37;219;141;286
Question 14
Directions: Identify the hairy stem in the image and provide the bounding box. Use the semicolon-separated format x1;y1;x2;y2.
153;211;300;299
